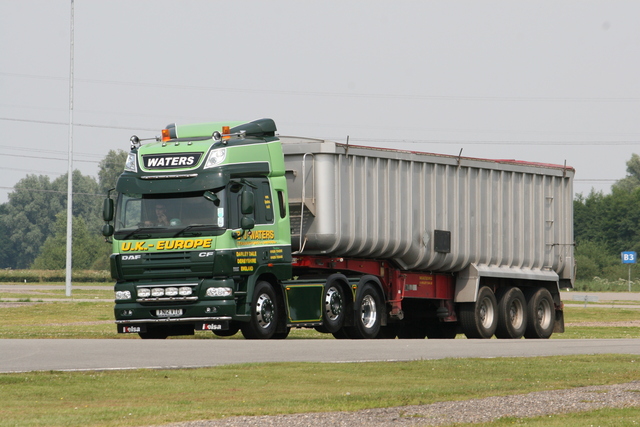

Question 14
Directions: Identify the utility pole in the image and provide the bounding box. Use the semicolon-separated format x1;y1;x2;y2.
65;0;75;297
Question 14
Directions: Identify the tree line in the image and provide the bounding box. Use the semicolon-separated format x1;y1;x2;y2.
574;154;640;281
0;150;127;270
0;149;638;283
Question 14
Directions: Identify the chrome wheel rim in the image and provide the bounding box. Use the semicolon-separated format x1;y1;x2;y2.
325;287;343;321
255;293;274;328
360;294;377;329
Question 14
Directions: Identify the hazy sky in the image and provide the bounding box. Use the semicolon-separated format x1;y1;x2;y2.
2;1;639;204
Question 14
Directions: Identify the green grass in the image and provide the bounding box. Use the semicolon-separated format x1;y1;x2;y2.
0;355;639;427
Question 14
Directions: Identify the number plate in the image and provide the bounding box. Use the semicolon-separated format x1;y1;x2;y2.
156;309;183;317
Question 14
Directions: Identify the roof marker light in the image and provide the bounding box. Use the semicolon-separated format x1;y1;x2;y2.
222;126;231;141
161;128;171;142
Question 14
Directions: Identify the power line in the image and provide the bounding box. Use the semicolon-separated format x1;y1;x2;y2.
2;152;99;163
3;71;640;103
0;116;155;131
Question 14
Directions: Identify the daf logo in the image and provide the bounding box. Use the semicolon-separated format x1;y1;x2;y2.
122;255;142;261
199;252;214;258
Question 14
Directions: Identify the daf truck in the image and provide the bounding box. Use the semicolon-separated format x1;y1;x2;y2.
103;118;574;339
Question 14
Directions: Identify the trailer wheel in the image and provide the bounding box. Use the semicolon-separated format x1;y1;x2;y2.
241;281;278;339
495;287;527;339
524;287;555;339
348;283;383;339
321;281;346;333
460;286;498;339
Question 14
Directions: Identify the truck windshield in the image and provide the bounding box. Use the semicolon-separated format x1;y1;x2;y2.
113;189;226;239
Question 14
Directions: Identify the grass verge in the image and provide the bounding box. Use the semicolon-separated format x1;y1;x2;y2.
0;355;639;427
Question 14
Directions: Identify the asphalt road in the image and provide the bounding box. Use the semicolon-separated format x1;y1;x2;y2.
1;338;639;373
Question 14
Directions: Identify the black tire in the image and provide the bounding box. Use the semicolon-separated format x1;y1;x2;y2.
321;280;346;333
213;322;240;337
459;286;498;339
272;327;291;339
241;281;279;339
425;321;459;339
495;287;527;339
348;283;383;339
524;287;555;339
331;328;352;339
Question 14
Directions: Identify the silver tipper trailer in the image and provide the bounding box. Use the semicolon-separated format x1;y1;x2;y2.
282;136;574;302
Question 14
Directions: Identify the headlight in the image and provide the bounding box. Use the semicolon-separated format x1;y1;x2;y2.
151;288;164;297
204;148;226;169
179;287;193;296
137;288;151;298
124;152;137;172
206;287;233;297
115;290;132;300
165;287;179;297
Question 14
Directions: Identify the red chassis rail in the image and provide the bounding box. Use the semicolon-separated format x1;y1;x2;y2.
292;255;457;321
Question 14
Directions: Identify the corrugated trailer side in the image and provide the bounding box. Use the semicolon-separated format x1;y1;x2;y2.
282;137;574;294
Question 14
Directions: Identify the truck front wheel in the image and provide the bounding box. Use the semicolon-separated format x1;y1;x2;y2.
241;281;279;339
460;286;498;339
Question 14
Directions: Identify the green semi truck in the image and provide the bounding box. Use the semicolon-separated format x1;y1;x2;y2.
103;118;574;339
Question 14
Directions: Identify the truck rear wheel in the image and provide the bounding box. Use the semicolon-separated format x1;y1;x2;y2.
460;286;498;339
321;281;346;333
241;281;279;340
524;287;555;339
346;283;382;339
495;287;527;339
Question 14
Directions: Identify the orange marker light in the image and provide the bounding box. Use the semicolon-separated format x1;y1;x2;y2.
161;128;171;142
222;126;230;140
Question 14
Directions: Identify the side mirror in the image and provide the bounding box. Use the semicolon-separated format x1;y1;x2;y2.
241;190;254;214
102;224;114;237
241;216;255;230
103;198;114;222
204;190;220;206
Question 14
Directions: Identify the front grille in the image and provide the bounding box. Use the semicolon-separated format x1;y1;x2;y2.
119;250;214;279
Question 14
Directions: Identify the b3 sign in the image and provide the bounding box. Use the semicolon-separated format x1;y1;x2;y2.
621;251;637;264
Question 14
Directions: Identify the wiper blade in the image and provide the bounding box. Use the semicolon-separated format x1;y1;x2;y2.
119;227;164;240
173;224;215;237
